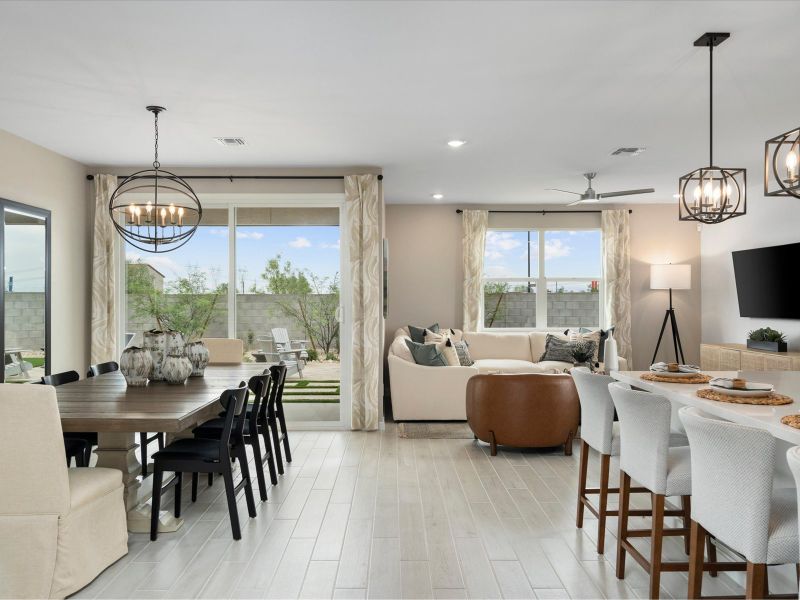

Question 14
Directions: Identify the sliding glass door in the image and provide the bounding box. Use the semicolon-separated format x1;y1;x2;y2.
0;199;50;383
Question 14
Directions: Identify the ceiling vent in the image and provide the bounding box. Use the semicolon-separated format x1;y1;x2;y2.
611;146;646;156
215;137;246;147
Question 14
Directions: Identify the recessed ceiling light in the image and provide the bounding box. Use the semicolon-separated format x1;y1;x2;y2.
432;193;444;200
447;140;466;148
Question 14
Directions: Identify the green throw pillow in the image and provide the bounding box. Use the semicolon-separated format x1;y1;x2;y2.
405;339;447;367
408;323;439;343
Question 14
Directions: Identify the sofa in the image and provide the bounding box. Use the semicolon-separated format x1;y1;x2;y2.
0;384;129;598
388;327;627;421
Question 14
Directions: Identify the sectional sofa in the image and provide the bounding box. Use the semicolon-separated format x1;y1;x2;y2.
387;327;628;421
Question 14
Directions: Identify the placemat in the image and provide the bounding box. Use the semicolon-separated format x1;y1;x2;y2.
780;415;800;429
697;387;793;406
641;372;712;384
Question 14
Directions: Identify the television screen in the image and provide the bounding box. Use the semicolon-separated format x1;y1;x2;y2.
732;242;800;319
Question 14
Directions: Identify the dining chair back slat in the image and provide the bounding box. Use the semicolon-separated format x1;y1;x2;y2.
87;361;119;378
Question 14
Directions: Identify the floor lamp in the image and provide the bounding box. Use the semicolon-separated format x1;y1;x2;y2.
650;264;691;365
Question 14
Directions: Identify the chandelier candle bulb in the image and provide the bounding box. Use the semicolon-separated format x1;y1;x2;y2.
146;201;153;222
178;206;184;226
160;207;166;227
128;204;136;224
135;206;141;226
169;203;176;224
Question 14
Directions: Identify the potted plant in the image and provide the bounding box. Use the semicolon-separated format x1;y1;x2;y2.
746;327;788;353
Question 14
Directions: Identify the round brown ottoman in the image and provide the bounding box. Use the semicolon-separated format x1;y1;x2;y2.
466;373;580;456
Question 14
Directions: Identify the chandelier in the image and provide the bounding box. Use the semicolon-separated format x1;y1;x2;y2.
678;33;746;224
765;126;800;199
108;106;202;253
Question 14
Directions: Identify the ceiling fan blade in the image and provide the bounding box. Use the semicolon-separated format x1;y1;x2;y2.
597;188;655;198
545;188;582;195
565;198;586;207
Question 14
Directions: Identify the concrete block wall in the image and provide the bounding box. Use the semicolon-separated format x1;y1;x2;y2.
484;291;600;329
5;292;46;351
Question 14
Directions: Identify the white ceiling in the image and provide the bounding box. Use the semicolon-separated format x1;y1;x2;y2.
0;1;798;205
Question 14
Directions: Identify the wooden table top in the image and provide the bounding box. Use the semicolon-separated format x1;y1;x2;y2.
56;365;268;433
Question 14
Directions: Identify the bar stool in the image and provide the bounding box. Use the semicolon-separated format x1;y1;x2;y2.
609;382;714;599
682;407;799;599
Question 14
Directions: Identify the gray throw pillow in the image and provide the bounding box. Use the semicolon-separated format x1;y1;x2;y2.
540;334;597;364
448;339;474;367
408;323;439;343
405;339;448;367
579;326;614;362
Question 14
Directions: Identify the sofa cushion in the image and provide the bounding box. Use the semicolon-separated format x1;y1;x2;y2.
472;359;549;374
408;323;439;343
390;335;414;363
536;360;575;373
462;332;532;361
405;339;447;366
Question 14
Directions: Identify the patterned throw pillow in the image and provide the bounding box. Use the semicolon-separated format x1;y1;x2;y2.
449;339;474;367
564;327;615;362
540;334;597;364
564;328;602;363
405;339;447;367
437;339;461;366
408;323;439;343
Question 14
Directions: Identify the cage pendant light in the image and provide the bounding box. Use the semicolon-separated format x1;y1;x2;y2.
108;106;202;253
678;33;746;224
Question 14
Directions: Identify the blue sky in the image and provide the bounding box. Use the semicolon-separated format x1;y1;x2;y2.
484;229;601;285
127;225;341;292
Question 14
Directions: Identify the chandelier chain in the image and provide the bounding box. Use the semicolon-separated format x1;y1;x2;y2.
153;110;160;170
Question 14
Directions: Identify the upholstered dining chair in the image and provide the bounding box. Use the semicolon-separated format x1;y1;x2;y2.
87;361;163;476
43;370;95;467
787;446;800;599
609;382;707;599
0;383;128;599
682;407;799;599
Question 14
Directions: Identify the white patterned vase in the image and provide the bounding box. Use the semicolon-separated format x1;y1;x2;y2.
119;346;153;386
185;341;209;377
143;329;166;381
162;354;192;385
166;330;186;356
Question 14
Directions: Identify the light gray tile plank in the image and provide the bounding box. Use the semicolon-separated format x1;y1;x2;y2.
300;561;339;599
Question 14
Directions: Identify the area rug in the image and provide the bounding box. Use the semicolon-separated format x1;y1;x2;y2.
397;422;475;439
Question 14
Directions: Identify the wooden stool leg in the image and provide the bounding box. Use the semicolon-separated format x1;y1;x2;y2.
706;537;718;577
489;430;497;456
687;520;706;600
745;562;767;600
576;440;589;529
616;470;631;579
649;493;665;600
681;495;691;555
597;453;610;555
564;430;574;456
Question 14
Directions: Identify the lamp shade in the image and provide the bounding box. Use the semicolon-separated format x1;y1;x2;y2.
650;264;691;290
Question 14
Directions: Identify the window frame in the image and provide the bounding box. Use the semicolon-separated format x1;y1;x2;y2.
481;227;604;331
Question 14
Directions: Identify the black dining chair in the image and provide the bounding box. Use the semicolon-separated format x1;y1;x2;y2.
267;363;292;474
150;382;256;541
87;361;164;475
43;370;96;467
64;437;88;467
194;372;277;501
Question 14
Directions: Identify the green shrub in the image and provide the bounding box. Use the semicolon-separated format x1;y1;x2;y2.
306;348;319;362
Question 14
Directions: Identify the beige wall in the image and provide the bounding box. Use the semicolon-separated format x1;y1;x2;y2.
384;203;701;370
0;129;91;374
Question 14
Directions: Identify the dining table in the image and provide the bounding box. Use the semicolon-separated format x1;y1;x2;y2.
55;364;268;533
610;370;800;483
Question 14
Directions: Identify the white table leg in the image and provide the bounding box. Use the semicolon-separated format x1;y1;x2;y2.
95;431;183;534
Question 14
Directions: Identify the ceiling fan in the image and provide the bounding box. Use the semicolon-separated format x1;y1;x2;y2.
547;172;655;206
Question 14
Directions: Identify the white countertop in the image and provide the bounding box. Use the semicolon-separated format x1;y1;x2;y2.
610;370;800;446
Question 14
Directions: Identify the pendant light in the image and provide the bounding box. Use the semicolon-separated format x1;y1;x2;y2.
764;125;800;199
678;33;746;224
108;106;202;253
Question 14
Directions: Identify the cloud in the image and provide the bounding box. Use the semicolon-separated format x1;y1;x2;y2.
319;239;340;250
544;239;571;259
289;237;312;248
484;265;515;278
207;228;228;236
127;252;183;279
236;231;264;240
484;231;522;260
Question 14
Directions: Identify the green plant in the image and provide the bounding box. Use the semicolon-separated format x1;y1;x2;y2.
484;281;510;327
325;352;339;361
306;348;319;362
747;327;786;343
246;330;255;350
570;340;594;364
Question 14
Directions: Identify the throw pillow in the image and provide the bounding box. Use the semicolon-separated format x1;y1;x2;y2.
408;323;439;343
566;327;615;362
449;339;474;366
438;339;461;366
540;334;597;364
564;328;602;363
423;328;449;344
390;335;414;363
405;339;448;367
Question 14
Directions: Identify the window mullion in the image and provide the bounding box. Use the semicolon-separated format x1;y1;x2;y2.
536;229;547;327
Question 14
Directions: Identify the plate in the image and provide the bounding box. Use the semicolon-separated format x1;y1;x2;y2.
648;370;699;378
708;385;774;397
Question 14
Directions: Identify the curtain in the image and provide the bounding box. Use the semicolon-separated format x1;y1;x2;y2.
90;174;118;364
601;209;632;365
462;209;488;332
345;174;381;431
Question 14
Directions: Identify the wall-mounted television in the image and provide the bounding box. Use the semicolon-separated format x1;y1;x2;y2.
732;242;800;319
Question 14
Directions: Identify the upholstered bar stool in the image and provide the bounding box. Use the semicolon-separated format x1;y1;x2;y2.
609;382;718;599
573;368;688;554
682;407;799;599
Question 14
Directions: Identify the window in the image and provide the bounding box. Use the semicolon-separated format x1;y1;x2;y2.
482;229;602;329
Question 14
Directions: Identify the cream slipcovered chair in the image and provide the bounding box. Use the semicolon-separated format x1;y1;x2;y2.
609;382;710;599
202;337;244;365
682;407;799;599
0;384;128;599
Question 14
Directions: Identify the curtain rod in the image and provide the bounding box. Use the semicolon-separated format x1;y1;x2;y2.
455;208;632;214
86;174;383;182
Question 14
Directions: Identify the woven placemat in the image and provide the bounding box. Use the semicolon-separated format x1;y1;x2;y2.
641;372;712;384
780;415;800;429
697;387;793;406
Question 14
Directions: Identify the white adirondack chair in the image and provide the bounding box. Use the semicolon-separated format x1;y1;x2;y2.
266;328;308;378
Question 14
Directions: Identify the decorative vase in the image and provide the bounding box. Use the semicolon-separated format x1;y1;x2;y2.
162;353;192;385
604;330;620;373
185;341;209;377
166;330;186;356
143;329;166;381
119;346;153;386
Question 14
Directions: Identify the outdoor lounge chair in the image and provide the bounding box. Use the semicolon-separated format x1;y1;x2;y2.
260;328;307;378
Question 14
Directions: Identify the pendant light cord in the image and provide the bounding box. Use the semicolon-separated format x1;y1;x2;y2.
709;41;713;166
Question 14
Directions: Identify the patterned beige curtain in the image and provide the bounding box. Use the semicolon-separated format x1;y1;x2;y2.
90;175;118;364
462;209;488;332
345;174;381;431
601;209;632;365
